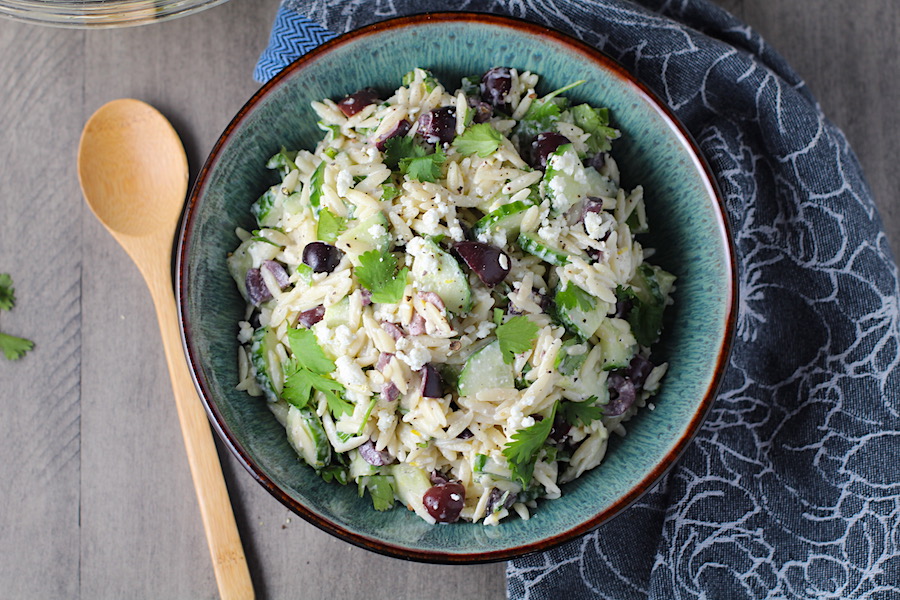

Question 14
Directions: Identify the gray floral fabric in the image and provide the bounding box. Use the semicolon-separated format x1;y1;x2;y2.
257;1;900;598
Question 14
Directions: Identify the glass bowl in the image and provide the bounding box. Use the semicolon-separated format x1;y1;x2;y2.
0;0;229;28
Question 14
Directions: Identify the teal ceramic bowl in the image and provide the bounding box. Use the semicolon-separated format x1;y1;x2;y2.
177;12;736;563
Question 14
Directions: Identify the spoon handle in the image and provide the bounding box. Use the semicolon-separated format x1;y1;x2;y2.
148;274;255;600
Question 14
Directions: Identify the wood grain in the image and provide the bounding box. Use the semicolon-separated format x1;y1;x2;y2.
0;0;896;598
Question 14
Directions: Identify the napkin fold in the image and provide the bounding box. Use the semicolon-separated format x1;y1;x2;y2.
256;1;900;598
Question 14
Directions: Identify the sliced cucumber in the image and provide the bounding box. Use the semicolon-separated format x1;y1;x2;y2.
554;282;610;339
335;211;391;261
458;341;515;397
286;405;331;468
411;238;472;315
227;238;255;301
473;200;532;245
543;145;585;215
251;187;283;228
391;463;432;517
349;448;379;479
597;317;637;370
517;231;570;266
323;295;350;327
250;327;281;401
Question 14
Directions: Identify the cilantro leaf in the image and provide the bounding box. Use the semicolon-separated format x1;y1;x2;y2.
316;208;346;244
318;464;349;484
286;327;335;374
358;475;397;511
570;104;619;154
502;403;558;486
309;161;326;211
495;316;539;364
559;396;604;427
0;332;33;361
282;358;350;416
355;250;408;304
266;147;298;177
515;79;586;140
401;146;445;183
0;273;15;311
555;282;596;312
452;124;503;157
382;136;418;169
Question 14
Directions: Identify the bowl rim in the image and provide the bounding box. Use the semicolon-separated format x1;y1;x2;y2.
177;10;738;564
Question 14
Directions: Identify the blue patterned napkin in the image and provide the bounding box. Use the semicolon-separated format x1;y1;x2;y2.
256;1;900;597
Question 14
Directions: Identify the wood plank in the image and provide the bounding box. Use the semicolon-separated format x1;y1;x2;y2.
0;21;84;600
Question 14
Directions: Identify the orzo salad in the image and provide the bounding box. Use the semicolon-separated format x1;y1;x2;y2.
228;67;675;525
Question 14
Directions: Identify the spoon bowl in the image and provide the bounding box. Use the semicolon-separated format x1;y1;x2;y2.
77;99;254;600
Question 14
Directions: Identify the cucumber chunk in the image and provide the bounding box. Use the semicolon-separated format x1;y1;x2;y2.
543;145;614;215
554;282;610;339
251;187;282;228
473;200;532;245
517;231;570;266
391;463;432;518
227;239;255;301
250;327;281;401
458;341;515;397
411;238;472;315
335;211;391;261
286;405;331;468
323;295;350;327
597;317;637;370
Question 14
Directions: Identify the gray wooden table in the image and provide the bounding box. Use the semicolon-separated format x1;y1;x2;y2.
0;1;896;598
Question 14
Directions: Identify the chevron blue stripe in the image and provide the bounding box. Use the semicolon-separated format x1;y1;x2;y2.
254;5;336;83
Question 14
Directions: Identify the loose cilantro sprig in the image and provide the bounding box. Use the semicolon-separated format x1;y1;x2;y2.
383;137;446;183
0;273;33;361
570;104;620;154
281;327;352;417
495;315;539;364
452;123;502;157
559;397;604;427
355;250;408;304
502;403;558;486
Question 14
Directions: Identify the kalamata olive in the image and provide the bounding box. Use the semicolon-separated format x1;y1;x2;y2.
453;241;511;286
430;470;451;485
420;363;444;398
606;372;637;416
296;305;325;328
302;241;343;273
423;481;466;523
626;355;654;391
381;321;404;340
614;295;634;319
376;352;394;372
262;260;290;289
417;107;456;145
245;268;272;306
360;288;372;306
358;440;394;466
418;291;445;311
480;67;513;110
548;413;571;443
456;428;474;440
408;314;426;336
530;132;571;170
485;487;517;514
374;119;411;151
467;97;493;123
589;152;609;171
337;87;380;117
381;382;400;402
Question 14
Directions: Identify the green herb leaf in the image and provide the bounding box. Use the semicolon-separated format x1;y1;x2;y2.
555;282;596;312
295;263;313;285
502;403;558;486
383;136;417;169
452;124;502;157
495;316;539;364
570;104;619;154
358;475;397;511
286;327;335;374
266;147;298;177
401;146;445;183
0;332;33;361
316;208;346;244
309;161;326;211
355;250;408;304
318;464;349;484
380;184;400;202
0;273;15;311
559;396;603;427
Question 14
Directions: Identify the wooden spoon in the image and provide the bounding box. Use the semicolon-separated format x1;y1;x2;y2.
78;99;254;600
